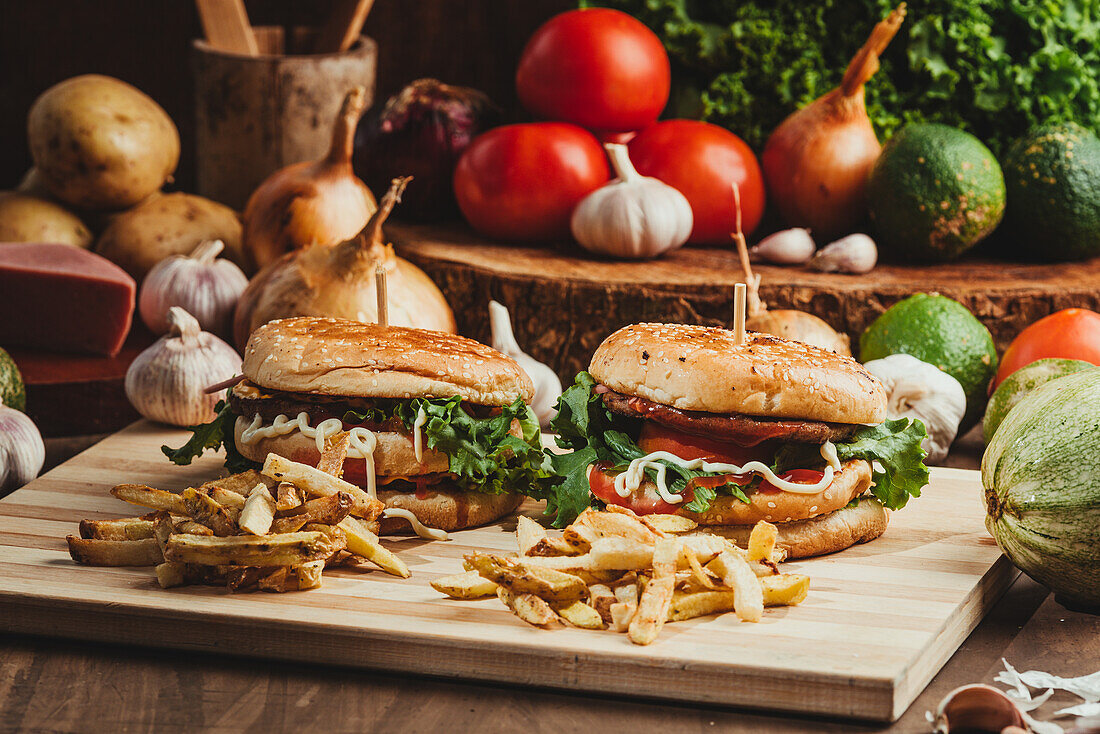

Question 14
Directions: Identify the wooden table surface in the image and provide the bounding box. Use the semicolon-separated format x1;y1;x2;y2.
3;433;1097;733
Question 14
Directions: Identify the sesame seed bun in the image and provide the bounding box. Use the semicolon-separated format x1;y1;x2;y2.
692;496;888;558
377;486;523;533
589;323;886;424
242;317;534;405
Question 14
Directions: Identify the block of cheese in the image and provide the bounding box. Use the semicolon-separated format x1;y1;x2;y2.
0;243;136;356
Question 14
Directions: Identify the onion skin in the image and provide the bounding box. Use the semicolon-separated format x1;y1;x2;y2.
234;177;455;350
242;87;377;271
761;4;906;240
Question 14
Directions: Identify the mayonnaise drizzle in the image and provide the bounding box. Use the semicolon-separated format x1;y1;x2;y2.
382;507;449;541
240;413;379;499
413;407;427;464
613;441;842;504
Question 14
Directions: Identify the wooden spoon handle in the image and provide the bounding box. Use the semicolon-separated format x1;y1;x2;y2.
195;0;259;56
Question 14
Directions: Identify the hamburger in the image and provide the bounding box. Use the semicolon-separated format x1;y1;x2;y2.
165;317;550;536
548;323;930;557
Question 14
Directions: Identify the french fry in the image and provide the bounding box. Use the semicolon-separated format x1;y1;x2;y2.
761;573;810;606
154;561;218;588
516;515;547;556
526;535;578;557
572;508;663;545
497;586;558;628
651;537;680;576
278;491;354;526
588;583;617;623
747;520;779;562
258;566;289;592
270;515;309;534
317;431;350;478
682;546;719;590
275;482;303;511
238;484;277;536
262;454;383;520
67;536;163;566
465;553;587;602
553;600;604;629
175;519;215;536
707;550;763;622
206;487;247;511
226;566;261;592
588;537;655;570
643;514;697;534
297;560;325;590
110;484;187;515
610;580;639;632
431;570;499;599
667;589;737;622
181;488;238;537
561;521;596;551
78;517;155;541
198;469;276;497
628;574;674;645
163;531;337;567
339;516;410;578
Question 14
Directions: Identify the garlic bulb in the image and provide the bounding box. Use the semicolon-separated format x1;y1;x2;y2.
863;353;965;464
233;177;455;350
810;233;878;274
0;402;45;495
126;307;242;427
489;300;561;428
139;239;248;340
570;143;692;259
749;228;816;265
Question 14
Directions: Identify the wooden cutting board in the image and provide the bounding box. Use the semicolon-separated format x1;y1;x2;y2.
0;422;1015;722
391;222;1100;381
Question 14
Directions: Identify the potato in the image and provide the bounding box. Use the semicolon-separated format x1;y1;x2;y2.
28;74;179;210
96;193;245;281
0;192;92;247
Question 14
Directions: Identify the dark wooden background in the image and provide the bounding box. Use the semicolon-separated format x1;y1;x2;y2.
0;0;572;189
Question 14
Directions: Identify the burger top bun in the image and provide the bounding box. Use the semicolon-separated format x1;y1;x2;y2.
243;317;534;406
589;323;886;425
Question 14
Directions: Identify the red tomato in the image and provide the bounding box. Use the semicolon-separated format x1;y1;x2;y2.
515;8;670;134
628;120;765;243
756;468;826;495
588;461;688;515
993;308;1100;389
637;422;774;466
453;123;609;242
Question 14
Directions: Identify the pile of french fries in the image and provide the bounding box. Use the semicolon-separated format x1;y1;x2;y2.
431;507;810;645
67;434;410;591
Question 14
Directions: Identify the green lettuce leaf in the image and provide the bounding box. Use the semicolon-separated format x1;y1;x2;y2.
161;400;258;474
546;373;750;526
773;417;929;510
394;396;552;497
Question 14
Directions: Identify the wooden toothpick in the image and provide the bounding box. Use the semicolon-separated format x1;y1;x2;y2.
375;263;388;327
734;283;747;345
730;182;766;320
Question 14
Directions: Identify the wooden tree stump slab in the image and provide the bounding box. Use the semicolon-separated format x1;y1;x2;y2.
391;223;1100;381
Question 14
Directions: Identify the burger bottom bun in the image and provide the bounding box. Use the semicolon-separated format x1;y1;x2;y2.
378;485;523;533
694;497;888;559
678;459;873;526
234;416;449;475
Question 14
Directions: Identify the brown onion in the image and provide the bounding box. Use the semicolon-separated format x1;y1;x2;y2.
234;177;456;349
242;87;377;270
761;4;906;240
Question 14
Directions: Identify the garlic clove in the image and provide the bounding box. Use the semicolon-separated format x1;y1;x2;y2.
0;401;45;496
125;306;242;427
489;300;562;429
139;239;249;340
809;233;878;274
933;684;1026;733
749;228;816;265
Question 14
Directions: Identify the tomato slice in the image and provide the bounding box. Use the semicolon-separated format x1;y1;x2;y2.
637;423;775;465
755;468;826;495
588;461;689;515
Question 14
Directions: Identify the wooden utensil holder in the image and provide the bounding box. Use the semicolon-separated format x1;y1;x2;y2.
192;27;377;209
